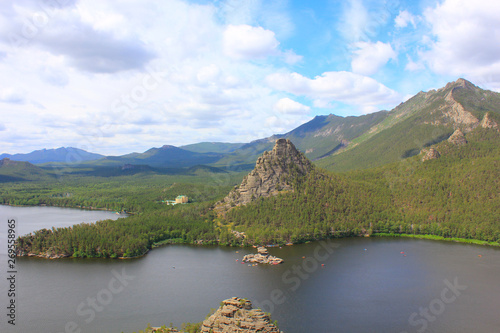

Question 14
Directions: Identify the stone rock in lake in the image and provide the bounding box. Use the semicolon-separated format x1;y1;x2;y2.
242;246;283;265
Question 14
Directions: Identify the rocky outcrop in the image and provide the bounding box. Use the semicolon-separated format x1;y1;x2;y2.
481;112;499;130
242;247;284;265
200;297;283;333
442;84;479;129
138;297;283;333
215;139;313;212
421;148;441;162
447;129;467;145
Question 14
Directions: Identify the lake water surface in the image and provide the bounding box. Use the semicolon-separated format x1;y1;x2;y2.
1;206;499;333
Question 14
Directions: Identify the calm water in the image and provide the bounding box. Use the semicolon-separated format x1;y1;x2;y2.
1;206;499;333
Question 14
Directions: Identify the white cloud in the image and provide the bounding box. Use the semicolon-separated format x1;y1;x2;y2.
223;24;279;60
197;64;221;85
266;71;401;111
274;98;310;115
220;0;294;39
339;0;369;42
0;0;311;154
395;10;417;29
282;49;303;65
421;0;500;88
405;55;425;72
0;88;26;104
40;66;69;86
351;41;396;75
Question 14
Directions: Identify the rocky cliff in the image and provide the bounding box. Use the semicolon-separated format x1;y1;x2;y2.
215;139;313;211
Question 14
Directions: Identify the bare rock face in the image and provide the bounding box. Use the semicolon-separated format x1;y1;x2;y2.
215;139;313;212
200;297;283;333
447;129;467;145
442;88;479;128
421;148;441;162
481;112;499;130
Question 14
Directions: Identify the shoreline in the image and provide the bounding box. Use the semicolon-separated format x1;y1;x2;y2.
17;232;500;260
371;233;500;247
10;203;499;260
0;203;132;215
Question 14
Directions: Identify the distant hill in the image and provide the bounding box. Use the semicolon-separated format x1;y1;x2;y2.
95;145;222;168
180;142;244;154
212;112;389;169
0;147;103;165
0;158;53;182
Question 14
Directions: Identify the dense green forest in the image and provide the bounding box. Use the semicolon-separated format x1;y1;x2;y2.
5;172;242;258
6;128;500;258
226;128;499;244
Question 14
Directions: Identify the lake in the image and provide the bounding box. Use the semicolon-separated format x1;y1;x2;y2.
1;206;499;333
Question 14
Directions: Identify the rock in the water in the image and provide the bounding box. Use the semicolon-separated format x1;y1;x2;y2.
447;129;467;145
257;246;269;255
200;297;283;333
242;247;283;265
214;139;313;212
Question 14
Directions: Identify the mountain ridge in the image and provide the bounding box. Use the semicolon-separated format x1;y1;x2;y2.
0;147;104;165
3;78;499;173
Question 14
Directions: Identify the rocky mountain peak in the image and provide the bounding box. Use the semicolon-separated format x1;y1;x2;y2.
200;297;283;333
442;78;476;92
214;139;313;212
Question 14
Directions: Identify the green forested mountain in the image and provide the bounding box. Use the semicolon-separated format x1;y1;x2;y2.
0;158;53;182
94;145;223;168
211;111;390;168
224;127;499;245
316;78;500;171
211;78;500;172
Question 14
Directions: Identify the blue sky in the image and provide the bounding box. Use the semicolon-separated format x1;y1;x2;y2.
1;0;499;155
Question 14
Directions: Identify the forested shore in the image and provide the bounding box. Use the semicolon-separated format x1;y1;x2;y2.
7;129;500;259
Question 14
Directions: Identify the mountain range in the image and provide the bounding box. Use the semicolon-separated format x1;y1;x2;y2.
2;78;499;179
0;147;104;164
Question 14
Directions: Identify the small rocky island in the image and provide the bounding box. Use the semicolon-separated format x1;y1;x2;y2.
142;297;283;333
242;246;284;265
